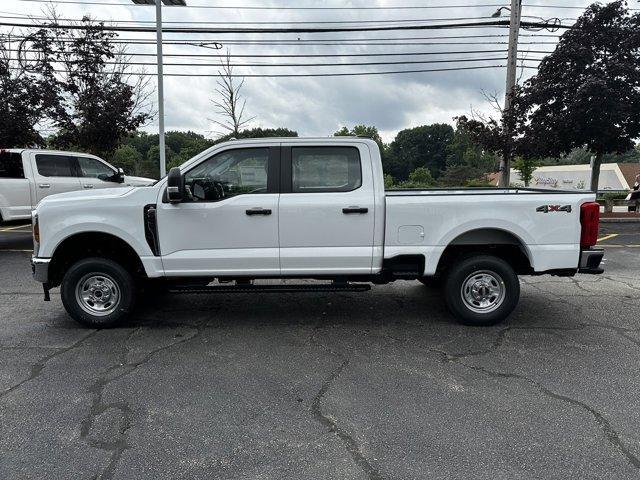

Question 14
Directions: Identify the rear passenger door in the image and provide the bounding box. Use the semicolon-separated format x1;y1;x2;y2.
32;153;82;203
278;144;376;275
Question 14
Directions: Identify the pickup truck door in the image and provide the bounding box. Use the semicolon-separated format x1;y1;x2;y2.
155;146;281;277
31;153;82;203
278;144;376;274
75;155;121;191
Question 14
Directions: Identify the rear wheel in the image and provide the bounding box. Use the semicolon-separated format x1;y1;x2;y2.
443;255;519;326
61;257;135;328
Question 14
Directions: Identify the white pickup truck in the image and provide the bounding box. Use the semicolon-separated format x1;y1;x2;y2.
30;138;603;328
0;149;154;222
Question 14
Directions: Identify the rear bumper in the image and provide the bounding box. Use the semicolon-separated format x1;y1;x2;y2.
31;257;51;283
578;248;604;274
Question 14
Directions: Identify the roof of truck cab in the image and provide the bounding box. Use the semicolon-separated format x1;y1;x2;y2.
223;136;376;143
3;148;104;158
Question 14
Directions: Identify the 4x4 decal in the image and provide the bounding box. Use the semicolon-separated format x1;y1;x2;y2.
536;205;572;213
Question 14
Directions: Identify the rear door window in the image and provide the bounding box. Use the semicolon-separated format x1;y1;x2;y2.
0;151;25;179
35;155;76;177
291;147;362;193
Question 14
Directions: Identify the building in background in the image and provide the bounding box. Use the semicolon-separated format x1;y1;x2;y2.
487;163;639;192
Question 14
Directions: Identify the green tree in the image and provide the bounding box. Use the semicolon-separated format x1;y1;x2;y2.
512;157;541;187
30;15;152;158
508;0;640;191
334;124;384;148
383;174;395;189
0;37;49;147
385;124;454;180
215;127;298;144
439;165;486;187
110;145;141;175
445;126;497;173
396;167;436;188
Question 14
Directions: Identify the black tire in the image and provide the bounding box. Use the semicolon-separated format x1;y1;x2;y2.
418;277;441;288
61;257;135;328
443;254;520;326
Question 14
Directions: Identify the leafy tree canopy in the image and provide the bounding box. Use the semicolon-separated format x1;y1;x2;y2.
385;123;454;180
511;0;640;159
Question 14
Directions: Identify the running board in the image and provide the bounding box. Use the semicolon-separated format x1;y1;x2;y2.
168;283;372;294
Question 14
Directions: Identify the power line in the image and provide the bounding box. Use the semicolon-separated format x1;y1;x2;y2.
7;63;508;77
5;33;560;43
9;47;554;59
12;0;636;11
0;19;571;34
10;56;512;68
0;13;560;26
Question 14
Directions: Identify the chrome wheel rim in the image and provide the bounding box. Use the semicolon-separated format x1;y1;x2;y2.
75;273;121;317
461;270;506;314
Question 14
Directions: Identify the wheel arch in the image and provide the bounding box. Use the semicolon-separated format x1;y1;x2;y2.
435;227;534;276
48;231;147;287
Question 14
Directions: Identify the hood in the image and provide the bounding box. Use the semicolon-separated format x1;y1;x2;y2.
39;187;135;205
123;175;155;186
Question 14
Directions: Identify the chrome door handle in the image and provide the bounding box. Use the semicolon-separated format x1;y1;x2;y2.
83;184;94;189
38;184;50;189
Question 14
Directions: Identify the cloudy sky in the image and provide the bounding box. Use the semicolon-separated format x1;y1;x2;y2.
1;0;619;142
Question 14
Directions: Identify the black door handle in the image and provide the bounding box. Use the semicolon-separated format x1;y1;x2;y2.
342;207;369;214
246;208;272;216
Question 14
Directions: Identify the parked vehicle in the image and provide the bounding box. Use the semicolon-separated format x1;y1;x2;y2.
30;138;603;328
0;149;154;222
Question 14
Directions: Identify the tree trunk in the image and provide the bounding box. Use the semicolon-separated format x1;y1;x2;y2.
589;153;603;192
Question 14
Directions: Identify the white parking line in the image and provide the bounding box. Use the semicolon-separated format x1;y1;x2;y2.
597;233;619;243
0;225;31;232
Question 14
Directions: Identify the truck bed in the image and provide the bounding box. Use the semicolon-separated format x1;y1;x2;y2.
386;187;582;196
384;188;596;275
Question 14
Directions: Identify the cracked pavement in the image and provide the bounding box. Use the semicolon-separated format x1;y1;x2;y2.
0;230;639;479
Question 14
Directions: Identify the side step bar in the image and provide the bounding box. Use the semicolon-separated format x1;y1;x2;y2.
168;283;372;295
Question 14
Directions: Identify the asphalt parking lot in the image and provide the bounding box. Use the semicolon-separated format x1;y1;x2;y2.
0;222;639;479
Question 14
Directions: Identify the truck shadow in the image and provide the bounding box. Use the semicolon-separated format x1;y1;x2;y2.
128;282;573;331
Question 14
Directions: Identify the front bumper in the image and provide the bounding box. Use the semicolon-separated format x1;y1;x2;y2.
31;257;51;283
578;248;604;274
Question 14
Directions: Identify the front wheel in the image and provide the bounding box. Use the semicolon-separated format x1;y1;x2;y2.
443;255;520;326
61;257;136;328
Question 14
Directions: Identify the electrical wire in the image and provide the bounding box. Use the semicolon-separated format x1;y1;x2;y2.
0;19;571;34
7;56;512;68
6;63;508;77
11;0;637;11
8;48;555;59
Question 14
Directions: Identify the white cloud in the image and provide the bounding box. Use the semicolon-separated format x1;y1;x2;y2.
1;0;612;142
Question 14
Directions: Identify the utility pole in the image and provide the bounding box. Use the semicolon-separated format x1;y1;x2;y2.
499;0;523;188
131;0;187;178
155;0;166;179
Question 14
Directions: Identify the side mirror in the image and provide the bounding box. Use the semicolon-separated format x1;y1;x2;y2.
106;168;125;183
167;167;184;203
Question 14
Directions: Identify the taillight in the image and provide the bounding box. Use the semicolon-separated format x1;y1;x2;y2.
580;202;600;248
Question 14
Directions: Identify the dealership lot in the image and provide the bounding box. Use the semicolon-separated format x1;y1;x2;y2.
0;223;639;479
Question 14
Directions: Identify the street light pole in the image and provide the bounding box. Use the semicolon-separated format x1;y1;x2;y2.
499;0;523;188
155;0;166;178
132;0;186;178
